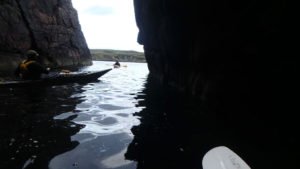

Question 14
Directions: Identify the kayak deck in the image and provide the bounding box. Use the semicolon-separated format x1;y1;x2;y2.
0;68;112;87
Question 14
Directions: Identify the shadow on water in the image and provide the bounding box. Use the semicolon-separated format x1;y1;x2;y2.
1;61;297;169
125;75;298;169
0;85;85;169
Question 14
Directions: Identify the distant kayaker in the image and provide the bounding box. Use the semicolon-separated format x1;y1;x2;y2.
15;50;50;80
113;60;121;68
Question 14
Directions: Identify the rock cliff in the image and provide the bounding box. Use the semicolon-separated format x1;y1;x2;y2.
131;1;297;168
133;0;296;110
134;0;293;94
0;0;91;76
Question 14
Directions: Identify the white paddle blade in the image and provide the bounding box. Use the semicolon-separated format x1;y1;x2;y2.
202;146;251;169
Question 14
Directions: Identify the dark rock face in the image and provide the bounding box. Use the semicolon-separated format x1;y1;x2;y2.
132;1;297;168
134;0;293;94
133;0;297;114
0;0;91;75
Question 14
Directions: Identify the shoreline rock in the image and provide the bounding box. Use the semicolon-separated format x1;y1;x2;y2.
91;49;145;63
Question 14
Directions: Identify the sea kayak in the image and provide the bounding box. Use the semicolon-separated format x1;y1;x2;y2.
0;68;112;87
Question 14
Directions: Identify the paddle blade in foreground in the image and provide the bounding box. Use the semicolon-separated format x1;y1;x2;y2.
202;146;251;169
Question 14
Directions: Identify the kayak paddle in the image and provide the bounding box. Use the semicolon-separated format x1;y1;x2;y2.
202;146;251;169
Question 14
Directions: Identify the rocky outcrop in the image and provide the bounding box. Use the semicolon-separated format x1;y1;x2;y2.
0;0;91;76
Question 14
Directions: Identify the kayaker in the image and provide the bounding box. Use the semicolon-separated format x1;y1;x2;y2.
15;50;50;80
113;60;121;68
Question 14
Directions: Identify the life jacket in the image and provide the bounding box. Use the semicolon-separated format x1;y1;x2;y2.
18;60;36;78
19;60;35;72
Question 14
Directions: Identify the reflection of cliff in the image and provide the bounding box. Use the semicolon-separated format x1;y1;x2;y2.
0;0;91;74
125;76;298;169
0;85;85;169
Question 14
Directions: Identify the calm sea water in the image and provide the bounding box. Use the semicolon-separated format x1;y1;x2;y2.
0;61;297;169
0;61;148;169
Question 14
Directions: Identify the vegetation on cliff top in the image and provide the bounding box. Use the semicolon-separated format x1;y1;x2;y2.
90;49;145;62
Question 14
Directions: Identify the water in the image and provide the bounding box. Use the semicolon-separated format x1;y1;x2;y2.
0;61;148;169
0;61;298;169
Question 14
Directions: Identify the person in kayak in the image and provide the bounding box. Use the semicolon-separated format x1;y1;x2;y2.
113;60;121;68
15;50;50;80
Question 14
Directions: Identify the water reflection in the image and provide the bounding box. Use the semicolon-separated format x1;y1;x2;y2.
1;61;297;169
49;61;148;169
125;76;207;169
0;61;149;169
0;85;84;169
49;133;135;169
125;75;298;169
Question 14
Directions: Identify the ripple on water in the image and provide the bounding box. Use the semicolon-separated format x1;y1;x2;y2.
115;113;129;117
68;62;147;136
76;102;92;109
1;61;148;169
95;117;118;125
98;104;130;110
50;61;147;168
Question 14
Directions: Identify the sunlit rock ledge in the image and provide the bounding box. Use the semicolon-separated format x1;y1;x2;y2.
0;0;91;76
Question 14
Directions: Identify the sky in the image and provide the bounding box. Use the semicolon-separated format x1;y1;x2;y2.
72;0;143;52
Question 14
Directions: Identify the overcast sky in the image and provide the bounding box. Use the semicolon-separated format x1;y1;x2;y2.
72;0;143;52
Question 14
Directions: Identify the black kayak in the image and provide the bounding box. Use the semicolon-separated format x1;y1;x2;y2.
0;68;112;88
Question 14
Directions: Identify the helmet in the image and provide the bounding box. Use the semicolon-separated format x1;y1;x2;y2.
26;50;39;60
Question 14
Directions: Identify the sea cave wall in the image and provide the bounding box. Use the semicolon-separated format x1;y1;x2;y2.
134;0;293;93
133;0;297;132
0;0;91;76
